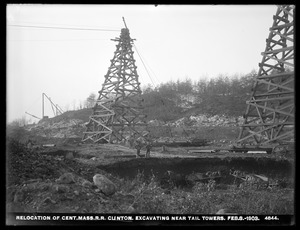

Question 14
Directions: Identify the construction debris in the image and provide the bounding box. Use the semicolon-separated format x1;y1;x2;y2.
25;119;85;139
153;137;208;147
229;169;279;189
171;115;244;127
186;171;222;184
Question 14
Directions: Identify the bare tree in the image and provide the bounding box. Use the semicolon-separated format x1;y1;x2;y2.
78;100;84;110
64;104;70;111
86;93;97;108
9;116;29;127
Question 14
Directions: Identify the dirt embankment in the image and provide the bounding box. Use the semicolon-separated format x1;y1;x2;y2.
97;157;294;182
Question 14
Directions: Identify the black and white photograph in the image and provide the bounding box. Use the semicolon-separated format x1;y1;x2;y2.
6;4;295;226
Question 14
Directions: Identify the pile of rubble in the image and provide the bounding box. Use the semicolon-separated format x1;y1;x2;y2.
148;115;244;128
25;118;85;139
6;138;127;213
24;113;244;140
171;114;244;127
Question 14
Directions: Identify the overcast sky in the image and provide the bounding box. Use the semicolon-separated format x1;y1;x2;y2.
7;4;277;123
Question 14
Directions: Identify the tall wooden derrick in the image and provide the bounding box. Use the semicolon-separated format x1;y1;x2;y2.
82;26;148;143
237;5;294;145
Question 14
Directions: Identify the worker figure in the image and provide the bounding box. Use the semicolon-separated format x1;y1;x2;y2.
134;136;144;158
144;133;153;158
141;131;151;158
145;139;153;158
128;134;135;148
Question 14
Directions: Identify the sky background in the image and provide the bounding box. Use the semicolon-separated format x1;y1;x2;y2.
7;4;277;123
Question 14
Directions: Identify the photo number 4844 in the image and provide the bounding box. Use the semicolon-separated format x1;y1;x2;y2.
264;216;279;221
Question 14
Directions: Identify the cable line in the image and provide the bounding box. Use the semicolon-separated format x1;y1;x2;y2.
133;44;156;88
133;43;186;138
8;24;120;32
25;94;41;113
147;62;161;87
11;20;120;30
7;38;111;42
134;44;160;87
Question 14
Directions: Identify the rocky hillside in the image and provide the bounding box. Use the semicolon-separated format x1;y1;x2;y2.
19;108;243;145
21;72;256;138
47;108;93;123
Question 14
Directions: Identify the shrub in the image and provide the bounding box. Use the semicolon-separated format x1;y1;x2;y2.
114;173;294;214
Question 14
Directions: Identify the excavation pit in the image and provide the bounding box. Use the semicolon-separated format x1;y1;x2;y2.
97;157;294;188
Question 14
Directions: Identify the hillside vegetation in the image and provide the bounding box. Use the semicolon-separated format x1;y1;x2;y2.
142;71;256;121
30;72;254;125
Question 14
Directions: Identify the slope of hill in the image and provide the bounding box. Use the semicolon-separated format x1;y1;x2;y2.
43;108;93;123
23;72;256;143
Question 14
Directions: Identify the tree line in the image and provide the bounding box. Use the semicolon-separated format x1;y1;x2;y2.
45;70;258;123
141;70;257;122
8;71;257;127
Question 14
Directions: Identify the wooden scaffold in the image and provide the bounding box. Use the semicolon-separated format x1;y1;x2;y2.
237;5;294;145
82;19;148;143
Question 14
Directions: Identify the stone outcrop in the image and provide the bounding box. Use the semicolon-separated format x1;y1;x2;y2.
93;174;116;196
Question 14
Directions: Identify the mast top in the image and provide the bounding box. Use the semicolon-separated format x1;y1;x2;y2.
122;17;128;29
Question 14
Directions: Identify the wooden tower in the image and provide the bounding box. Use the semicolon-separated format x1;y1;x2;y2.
82;22;148;143
237;5;294;145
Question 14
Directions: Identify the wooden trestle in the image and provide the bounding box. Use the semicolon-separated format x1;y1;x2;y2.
237;5;294;145
82;27;148;143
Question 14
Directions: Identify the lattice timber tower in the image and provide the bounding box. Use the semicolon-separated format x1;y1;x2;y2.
237;5;294;145
82;24;148;143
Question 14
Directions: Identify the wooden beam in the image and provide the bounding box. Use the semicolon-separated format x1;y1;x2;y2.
102;81;119;86
84;131;112;134
270;22;293;30
111;123;147;126
266;38;286;47
254;91;293;97
94;133;112;143
90;117;114;131
246;102;294;118
91;114;115;118
257;71;294;79
273;106;294;138
256;79;293;91
259;62;284;71
273;15;289;23
263;130;294;144
249;96;293;103
270;30;293;42
261;46;293;55
240;122;293;127
237;124;280;143
277;5;294;17
265;79;294;95
263;55;294;67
